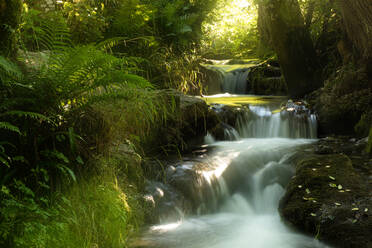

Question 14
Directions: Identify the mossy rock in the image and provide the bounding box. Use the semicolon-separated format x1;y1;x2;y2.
367;127;372;155
355;111;372;138
145;90;219;153
279;154;371;248
315;65;372;135
247;64;287;95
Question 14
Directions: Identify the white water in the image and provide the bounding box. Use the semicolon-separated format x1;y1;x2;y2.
237;105;318;139
221;70;250;93
140;96;329;248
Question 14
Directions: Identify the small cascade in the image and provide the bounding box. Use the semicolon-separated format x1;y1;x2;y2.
236;104;317;139
221;69;251;94
137;95;328;248
201;62;257;94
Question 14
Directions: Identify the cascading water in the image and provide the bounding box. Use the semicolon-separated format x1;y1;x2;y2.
202;62;257;94
221;69;251;94
138;95;330;248
236;103;318;139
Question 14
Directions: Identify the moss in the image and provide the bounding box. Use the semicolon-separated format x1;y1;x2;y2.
315;64;372;135
366;127;372;155
202;95;287;106
247;64;287;95
355;111;372;137
280;154;370;248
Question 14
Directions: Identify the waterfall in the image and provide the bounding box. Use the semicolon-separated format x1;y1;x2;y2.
138;95;329;248
201;62;257;94
236;105;318;139
221;69;250;94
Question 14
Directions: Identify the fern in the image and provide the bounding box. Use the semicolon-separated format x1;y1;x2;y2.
0;122;21;134
43;45;154;108
0;111;52;123
0;56;23;84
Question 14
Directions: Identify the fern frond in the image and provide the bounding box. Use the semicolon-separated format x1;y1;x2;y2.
0;122;21;134
96;37;129;52
0;56;23;83
0;111;53;124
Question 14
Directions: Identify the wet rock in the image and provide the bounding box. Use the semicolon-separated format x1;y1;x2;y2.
314;145;334;154
165;160;224;213
144;181;192;224
208;104;253;141
210;104;251;128
279;154;371;248
279;100;318;139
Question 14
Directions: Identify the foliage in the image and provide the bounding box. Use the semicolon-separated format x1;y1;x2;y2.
19;6;71;51
202;0;259;58
0;164;144;248
62;1;107;44
0;14;162;244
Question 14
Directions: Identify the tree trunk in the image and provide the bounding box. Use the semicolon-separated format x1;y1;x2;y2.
337;0;372;60
258;0;320;97
0;0;22;57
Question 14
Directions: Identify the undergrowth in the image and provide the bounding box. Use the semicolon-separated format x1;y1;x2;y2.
1;160;144;248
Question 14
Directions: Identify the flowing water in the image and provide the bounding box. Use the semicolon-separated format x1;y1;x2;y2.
201;62;257;94
139;95;330;248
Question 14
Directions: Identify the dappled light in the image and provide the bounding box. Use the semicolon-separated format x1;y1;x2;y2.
0;1;371;248
202;0;258;58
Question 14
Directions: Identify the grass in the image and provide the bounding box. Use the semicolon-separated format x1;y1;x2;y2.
8;155;145;248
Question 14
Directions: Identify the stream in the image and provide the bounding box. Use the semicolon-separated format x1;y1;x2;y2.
137;63;331;248
138;94;331;248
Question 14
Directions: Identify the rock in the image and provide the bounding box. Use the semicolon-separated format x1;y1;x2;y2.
279;154;371;248
313;66;372;136
165;160;224;213
314;145;334;154
279;100;318;138
200;66;223;95
149;90;219;153
247;63;287;95
144;181;192;224
210;104;250;128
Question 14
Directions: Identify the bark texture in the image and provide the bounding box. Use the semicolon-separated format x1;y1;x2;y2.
258;0;320;97
337;0;372;59
0;0;22;57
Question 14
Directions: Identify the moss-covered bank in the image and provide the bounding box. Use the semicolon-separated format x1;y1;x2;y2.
280;153;371;248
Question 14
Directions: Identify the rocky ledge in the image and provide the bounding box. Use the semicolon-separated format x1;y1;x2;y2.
279;137;371;248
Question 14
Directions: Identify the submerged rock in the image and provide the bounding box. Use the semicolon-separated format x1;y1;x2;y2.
279;153;371;248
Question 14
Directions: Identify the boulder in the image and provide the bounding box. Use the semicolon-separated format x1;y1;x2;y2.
247;63;287;95
148;90;219;153
279;153;371;248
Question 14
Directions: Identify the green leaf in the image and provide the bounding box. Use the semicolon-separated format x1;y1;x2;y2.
1;111;52;124
0;156;10;167
76;156;84;165
329;176;336;180
0;122;21;134
179;25;192;34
